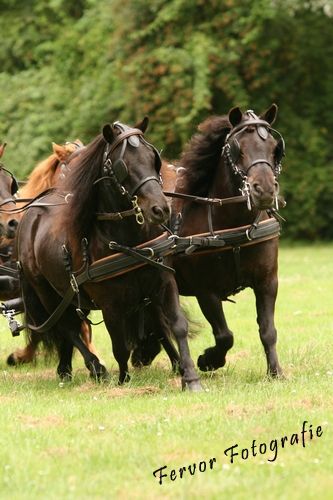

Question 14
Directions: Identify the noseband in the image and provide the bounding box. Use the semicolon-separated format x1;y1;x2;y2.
95;123;162;225
222;112;285;210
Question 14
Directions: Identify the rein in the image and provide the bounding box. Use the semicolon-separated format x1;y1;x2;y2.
163;191;248;206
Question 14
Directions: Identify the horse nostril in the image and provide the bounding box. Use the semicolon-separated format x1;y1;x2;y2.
253;183;263;195
8;219;18;229
152;206;164;220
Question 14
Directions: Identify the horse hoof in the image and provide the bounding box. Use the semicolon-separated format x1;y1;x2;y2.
268;369;285;380
197;352;226;372
6;353;17;366
58;372;73;381
197;354;218;372
98;368;111;383
118;372;131;385
182;379;202;392
89;368;110;383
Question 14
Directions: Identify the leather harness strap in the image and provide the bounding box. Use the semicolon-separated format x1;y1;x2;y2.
24;218;280;333
26;232;176;333
173;218;280;256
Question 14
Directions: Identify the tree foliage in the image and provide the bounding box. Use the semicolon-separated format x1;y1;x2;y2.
0;0;332;239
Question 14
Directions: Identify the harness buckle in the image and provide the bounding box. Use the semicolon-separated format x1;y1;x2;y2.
70;275;79;294
144;247;154;258
131;196;145;225
241;181;252;211
76;308;86;321
245;228;253;241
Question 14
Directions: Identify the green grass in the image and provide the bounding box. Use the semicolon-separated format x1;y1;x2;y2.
0;244;332;499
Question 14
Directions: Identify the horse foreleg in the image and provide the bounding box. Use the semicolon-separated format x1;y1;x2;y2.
154;280;201;391
196;293;234;371
51;315;108;382
254;278;283;377
56;337;74;380
80;319;105;365
102;311;130;385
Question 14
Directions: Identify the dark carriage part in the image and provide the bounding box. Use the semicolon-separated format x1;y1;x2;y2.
1;297;24;337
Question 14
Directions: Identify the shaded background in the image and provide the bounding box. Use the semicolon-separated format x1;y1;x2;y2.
0;0;332;239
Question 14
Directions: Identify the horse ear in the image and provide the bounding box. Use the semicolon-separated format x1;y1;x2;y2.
260;103;278;125
0;142;7;158
229;107;243;127
102;124;116;143
134;116;149;133
52;142;68;161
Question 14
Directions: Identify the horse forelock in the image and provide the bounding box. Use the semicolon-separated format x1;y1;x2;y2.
178;115;231;197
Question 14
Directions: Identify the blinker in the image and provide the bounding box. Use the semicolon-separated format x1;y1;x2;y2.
229;138;240;163
274;137;285;164
11;176;19;195
113;158;128;184
257;126;268;140
128;135;140;148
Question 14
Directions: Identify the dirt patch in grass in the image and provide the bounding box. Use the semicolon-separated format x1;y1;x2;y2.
73;382;161;397
229;350;250;361
18;414;65;429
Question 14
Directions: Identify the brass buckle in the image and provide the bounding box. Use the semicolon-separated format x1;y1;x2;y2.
132;196;145;225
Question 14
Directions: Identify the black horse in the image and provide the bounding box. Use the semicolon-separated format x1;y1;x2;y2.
133;105;284;377
16;119;201;391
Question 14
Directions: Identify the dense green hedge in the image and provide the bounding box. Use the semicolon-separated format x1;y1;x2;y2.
0;0;332;239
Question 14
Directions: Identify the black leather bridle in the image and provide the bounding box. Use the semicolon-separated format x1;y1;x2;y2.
221;111;285;210
94;122;162;225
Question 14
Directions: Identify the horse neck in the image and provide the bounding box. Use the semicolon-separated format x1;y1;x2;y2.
180;157;260;234
92;184;160;254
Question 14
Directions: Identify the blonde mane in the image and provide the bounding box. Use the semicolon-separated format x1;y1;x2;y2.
19;154;60;198
19;141;82;198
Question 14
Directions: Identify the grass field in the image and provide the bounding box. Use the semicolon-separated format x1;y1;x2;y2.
0;244;332;499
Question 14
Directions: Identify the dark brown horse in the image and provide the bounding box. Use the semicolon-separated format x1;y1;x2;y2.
134;105;284;377
16;119;201;390
1;140;101;365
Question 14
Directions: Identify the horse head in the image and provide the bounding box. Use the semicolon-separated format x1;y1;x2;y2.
101;118;169;225
223;104;285;210
0;145;20;238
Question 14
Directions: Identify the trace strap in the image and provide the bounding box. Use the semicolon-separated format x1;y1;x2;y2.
173;218;280;255
26;232;176;333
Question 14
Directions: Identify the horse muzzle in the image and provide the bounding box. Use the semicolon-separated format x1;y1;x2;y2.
248;166;279;210
148;203;170;224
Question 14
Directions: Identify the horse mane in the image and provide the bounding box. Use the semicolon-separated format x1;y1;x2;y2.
59;134;106;243
20;142;83;199
20;154;60;198
177;115;231;197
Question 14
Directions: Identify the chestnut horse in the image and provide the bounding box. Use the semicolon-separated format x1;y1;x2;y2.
134;105;284;377
16;119;201;390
